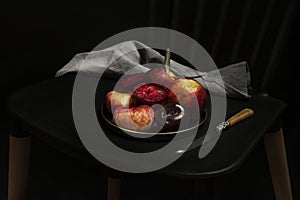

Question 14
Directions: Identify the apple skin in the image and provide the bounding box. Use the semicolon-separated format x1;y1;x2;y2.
167;78;207;112
115;68;175;93
116;73;146;92
113;105;154;131
105;91;132;113
132;84;167;106
146;68;175;89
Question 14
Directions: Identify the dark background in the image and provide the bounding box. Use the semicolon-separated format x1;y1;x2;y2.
1;0;299;199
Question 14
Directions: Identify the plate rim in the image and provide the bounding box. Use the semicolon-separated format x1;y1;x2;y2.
100;104;207;135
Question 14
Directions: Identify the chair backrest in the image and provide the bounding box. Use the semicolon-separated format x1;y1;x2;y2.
1;0;298;114
147;0;299;92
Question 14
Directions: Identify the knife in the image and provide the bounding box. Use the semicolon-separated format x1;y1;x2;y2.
176;108;254;155
164;48;171;74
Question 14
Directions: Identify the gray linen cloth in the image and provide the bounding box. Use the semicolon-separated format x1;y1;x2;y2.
56;40;251;99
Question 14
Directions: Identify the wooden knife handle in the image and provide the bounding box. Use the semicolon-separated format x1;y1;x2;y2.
228;108;254;126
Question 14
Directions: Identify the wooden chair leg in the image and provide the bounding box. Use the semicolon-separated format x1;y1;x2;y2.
107;177;121;200
263;128;293;200
8;135;31;200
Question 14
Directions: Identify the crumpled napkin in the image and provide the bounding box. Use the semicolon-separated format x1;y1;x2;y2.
56;40;251;99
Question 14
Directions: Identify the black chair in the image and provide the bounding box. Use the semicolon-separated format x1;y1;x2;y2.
6;0;297;199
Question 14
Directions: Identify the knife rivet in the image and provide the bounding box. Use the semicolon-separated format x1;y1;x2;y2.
176;149;185;154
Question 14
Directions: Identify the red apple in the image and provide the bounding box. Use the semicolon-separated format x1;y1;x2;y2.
113;105;154;131
167;78;207;111
146;68;176;89
105;91;132;113
132;84;167;106
116;73;146;92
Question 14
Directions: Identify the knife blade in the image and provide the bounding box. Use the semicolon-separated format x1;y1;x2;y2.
164;48;171;74
176;108;254;155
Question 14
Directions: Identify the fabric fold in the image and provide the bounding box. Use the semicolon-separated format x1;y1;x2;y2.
56;40;251;99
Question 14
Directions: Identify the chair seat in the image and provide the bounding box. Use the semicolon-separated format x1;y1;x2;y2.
7;73;286;178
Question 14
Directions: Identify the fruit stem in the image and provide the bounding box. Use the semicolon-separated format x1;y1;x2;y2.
164;48;171;75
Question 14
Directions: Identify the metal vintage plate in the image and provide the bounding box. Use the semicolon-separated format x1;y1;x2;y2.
100;104;207;138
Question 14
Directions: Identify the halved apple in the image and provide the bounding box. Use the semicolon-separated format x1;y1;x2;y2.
132;84;167;106
113;105;154;131
105;91;132;113
167;78;207;112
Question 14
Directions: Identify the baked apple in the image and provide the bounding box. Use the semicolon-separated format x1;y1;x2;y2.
167;78;207;111
105;91;132;113
116;73;146;92
113;105;154;131
146;67;175;89
132;84;167;106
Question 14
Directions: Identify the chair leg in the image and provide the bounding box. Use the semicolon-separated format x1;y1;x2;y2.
8;135;31;200
263;128;293;200
107;177;121;200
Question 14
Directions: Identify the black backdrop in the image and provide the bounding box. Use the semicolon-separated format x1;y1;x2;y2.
1;0;299;199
